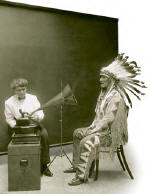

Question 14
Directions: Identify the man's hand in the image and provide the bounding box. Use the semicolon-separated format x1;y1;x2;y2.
86;124;103;135
76;131;84;139
85;127;95;136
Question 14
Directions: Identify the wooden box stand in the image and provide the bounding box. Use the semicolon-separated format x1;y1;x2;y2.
8;141;41;191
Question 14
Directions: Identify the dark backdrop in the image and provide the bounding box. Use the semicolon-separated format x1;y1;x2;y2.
0;2;118;152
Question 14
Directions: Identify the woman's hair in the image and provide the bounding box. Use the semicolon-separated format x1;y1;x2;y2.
10;78;28;90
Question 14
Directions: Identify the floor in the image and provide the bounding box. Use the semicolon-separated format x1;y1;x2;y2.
0;144;136;194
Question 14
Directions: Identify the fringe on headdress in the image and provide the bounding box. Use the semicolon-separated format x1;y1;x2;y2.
100;53;146;108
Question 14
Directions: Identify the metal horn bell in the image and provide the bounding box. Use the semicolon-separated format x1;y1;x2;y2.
30;84;77;115
62;84;77;105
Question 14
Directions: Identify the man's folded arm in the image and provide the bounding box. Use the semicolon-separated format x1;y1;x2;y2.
90;96;120;134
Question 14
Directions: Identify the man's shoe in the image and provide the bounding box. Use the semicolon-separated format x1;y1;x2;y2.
43;168;53;177
68;177;84;186
63;167;76;173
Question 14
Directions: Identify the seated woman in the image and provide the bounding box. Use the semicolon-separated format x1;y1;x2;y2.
4;78;53;177
64;54;146;185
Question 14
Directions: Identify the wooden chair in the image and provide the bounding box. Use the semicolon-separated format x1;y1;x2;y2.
89;144;134;180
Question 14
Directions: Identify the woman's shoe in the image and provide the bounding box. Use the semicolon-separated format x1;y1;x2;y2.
41;164;53;177
43;168;53;177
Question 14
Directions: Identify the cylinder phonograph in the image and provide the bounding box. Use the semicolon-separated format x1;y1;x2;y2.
12;110;40;144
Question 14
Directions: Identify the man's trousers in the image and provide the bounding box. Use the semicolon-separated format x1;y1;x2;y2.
73;127;111;181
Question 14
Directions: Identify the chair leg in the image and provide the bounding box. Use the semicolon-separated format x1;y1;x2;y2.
89;160;95;178
117;149;126;171
94;159;99;181
120;145;134;179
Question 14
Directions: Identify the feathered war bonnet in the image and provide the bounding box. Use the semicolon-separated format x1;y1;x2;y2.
100;53;146;108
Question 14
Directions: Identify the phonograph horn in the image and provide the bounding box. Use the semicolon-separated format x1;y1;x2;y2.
30;84;77;115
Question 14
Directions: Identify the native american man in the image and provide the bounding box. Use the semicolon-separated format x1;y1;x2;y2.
64;54;145;185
